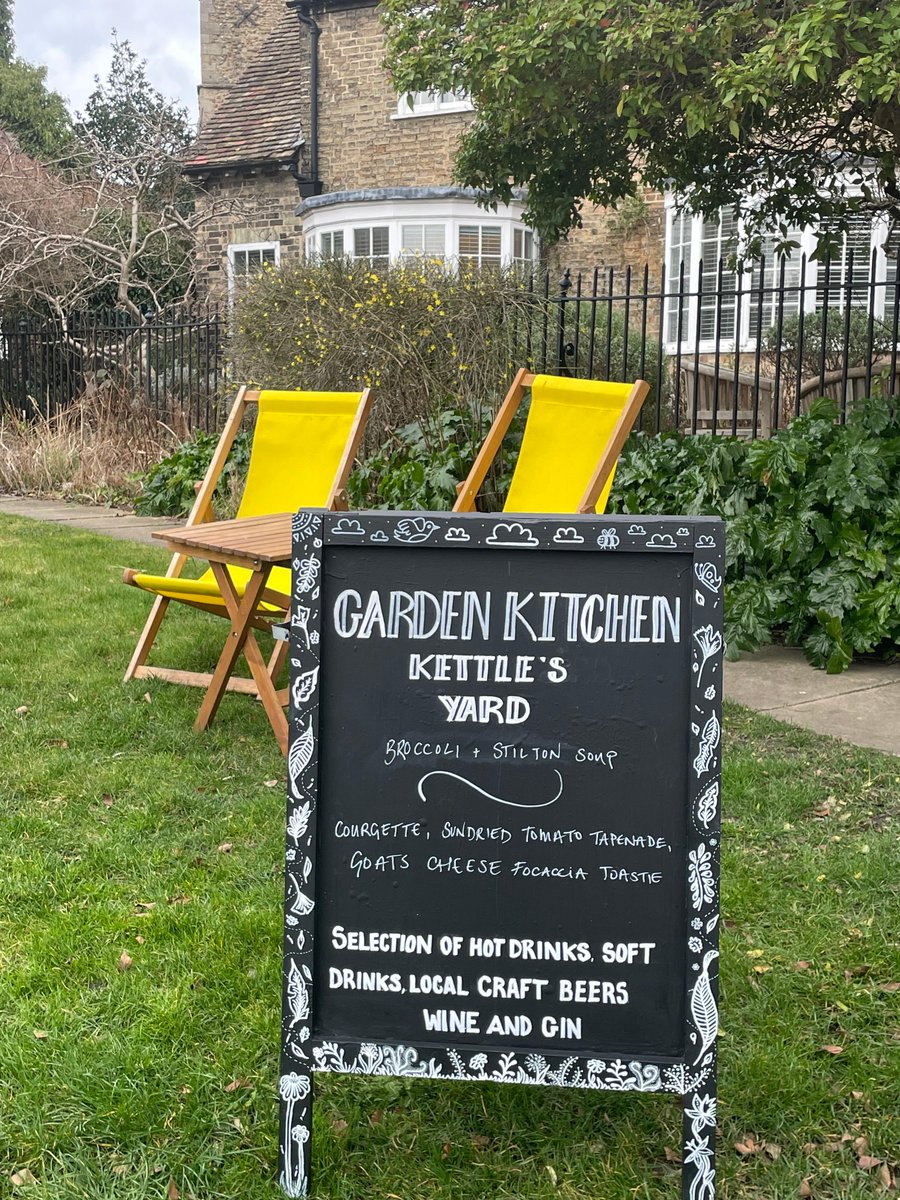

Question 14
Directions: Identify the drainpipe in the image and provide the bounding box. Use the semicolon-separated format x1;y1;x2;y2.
287;0;322;196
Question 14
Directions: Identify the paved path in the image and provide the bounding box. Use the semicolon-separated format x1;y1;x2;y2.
0;496;179;544
2;495;897;756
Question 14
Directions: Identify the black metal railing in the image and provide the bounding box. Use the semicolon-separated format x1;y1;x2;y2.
532;249;900;437
4;251;898;440
0;305;226;430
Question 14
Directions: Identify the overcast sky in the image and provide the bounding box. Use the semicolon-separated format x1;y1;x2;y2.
13;0;200;124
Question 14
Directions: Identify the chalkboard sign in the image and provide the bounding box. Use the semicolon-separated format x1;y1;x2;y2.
280;512;724;1200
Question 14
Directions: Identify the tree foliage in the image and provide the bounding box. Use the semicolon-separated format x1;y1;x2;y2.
383;0;900;251
80;33;193;187
0;0;13;63
0;34;222;317
0;0;71;160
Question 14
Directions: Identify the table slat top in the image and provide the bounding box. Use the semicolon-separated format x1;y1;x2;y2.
153;513;293;565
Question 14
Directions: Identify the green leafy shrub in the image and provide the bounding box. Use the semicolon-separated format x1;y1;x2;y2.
762;307;895;379
134;429;252;517
609;395;900;671
347;400;521;511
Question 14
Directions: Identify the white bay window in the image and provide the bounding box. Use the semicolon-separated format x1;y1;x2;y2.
301;189;536;271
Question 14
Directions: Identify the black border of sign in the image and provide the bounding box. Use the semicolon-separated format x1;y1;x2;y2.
279;511;724;1200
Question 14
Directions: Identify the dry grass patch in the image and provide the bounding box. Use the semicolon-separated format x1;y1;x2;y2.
0;381;184;505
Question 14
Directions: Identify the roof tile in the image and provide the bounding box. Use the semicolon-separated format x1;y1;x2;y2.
184;10;308;171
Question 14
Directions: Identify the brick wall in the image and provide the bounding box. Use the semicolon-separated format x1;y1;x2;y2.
194;170;303;301
198;0;286;125
553;192;667;294
316;6;472;190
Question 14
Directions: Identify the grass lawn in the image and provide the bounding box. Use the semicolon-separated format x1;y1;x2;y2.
0;512;897;1200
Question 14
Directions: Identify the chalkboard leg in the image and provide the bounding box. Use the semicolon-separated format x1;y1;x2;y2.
681;1084;716;1200
279;1067;312;1196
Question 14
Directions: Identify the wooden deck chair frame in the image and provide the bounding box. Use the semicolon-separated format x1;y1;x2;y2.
453;368;650;514
123;384;371;693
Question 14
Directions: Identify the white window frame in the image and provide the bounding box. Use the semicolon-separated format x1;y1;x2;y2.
458;223;503;267
226;240;281;297
663;195;898;352
394;90;473;119
303;197;537;271
351;225;391;266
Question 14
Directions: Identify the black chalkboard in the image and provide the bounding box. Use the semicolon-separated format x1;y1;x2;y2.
279;513;724;1200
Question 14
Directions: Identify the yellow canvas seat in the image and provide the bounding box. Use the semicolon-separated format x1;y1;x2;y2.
454;369;649;514
123;384;372;689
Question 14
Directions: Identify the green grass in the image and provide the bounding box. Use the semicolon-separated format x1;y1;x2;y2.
0;513;898;1200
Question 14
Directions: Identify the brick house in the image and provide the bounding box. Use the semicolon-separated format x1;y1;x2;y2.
185;0;667;302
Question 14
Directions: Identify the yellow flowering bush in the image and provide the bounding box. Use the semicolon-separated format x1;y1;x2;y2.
232;259;537;446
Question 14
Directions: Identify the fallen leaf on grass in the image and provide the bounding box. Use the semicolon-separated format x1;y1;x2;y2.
471;1135;490;1150
33;1030;47;1040
844;965;871;980
143;692;152;703
264;779;279;788
117;952;133;971
858;1156;885;1170
217;843;234;854
799;1179;812;1197
331;1118;349;1136
664;1147;683;1164
14;705;28;716
167;1179;180;1200
167;895;191;905
795;961;811;970
101;795;114;807
368;1109;383;1125
735;1136;761;1156
821;1045;843;1055
48;739;69;749
764;1143;782;1160
441;1142;451;1160
111;1164;129;1176
224;1079;251;1093
10;1168;37;1186
545;1165;558;1186
878;1164;893;1189
879;983;900;993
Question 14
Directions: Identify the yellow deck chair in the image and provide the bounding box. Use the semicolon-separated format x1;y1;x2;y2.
123;384;372;691
453;369;649;514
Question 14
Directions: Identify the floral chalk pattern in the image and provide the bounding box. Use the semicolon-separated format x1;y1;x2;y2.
312;1042;686;1093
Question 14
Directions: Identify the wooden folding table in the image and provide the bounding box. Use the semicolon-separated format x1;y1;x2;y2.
152;512;293;752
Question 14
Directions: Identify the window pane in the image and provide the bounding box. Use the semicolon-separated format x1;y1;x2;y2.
665;209;693;341
698;210;739;341
353;228;371;259
458;225;480;258
423;224;445;256
748;237;803;337
400;224;424;255
816;214;874;310
372;227;390;258
481;226;501;258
